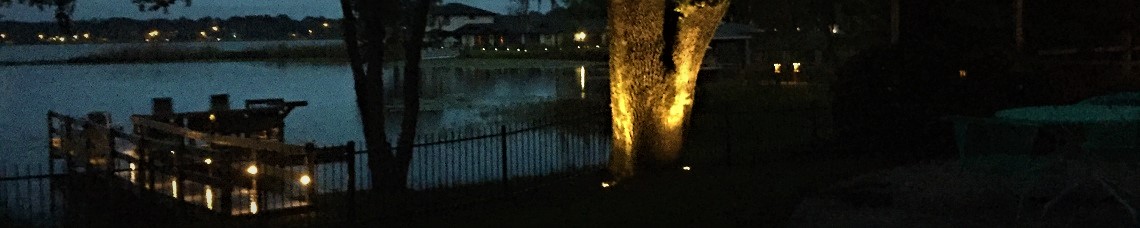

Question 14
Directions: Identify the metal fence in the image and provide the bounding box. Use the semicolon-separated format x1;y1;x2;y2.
315;110;612;192
0;163;63;227
3;109;613;225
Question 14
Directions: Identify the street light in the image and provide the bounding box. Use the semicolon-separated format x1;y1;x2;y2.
299;175;311;185
246;164;259;175
574;31;587;42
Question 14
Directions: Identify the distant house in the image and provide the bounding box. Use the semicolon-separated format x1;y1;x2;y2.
452;16;606;48
706;23;759;70
428;3;499;32
427;3;499;47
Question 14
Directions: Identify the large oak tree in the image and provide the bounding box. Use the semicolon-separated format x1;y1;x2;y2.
607;0;730;180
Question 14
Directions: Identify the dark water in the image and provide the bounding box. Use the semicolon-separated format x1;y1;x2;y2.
0;59;608;167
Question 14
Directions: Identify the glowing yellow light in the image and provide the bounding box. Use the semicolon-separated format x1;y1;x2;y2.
170;150;175;155
481;48;486;51
208;114;216;121
308;30;313;34
574;31;587;42
82;33;90;39
773;63;782;74
830;24;840;34
596;45;600;48
71;35;78;40
211;26;219;31
171;180;178;197
579;66;588;98
544;48;548;51
299;175;311;185
205;186;214;210
0;34;6;39
37;34;44;39
246;165;258;175
129;163;137;170
601;182;611;188
322;22;330;27
203;158;213;165
148;30;160;37
793;63;801;73
683;166;691;171
959;70;967;78
249;195;258;214
200;31;207;37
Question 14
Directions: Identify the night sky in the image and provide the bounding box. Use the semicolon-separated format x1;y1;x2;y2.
0;0;519;22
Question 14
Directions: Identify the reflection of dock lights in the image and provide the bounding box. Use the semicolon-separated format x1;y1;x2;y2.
246;165;259;175
773;63;782;74
299;175;312;186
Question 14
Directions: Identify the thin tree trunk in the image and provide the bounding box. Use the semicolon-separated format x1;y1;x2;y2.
1014;0;1024;52
394;0;432;191
340;0;393;192
608;0;730;180
890;0;900;44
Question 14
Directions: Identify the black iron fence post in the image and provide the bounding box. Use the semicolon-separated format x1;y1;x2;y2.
500;125;509;191
346;141;357;221
303;143;316;207
47;112;54;177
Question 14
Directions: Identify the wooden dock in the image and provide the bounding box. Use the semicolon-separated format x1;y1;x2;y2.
45;94;356;219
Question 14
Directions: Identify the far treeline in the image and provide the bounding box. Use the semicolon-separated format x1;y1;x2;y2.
0;15;343;44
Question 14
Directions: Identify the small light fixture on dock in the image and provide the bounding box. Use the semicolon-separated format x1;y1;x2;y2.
246;165;259;175
682;166;691;171
299;175;312;186
773;63;783;74
203;158;213;165
793;63;801;73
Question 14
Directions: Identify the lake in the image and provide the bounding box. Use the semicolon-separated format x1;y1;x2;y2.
0;58;610;167
0;40;345;62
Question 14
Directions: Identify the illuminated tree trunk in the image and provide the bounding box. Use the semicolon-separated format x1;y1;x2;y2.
608;0;730;180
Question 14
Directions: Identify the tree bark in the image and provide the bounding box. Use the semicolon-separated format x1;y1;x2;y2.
339;0;394;192
393;0;432;192
890;0;900;44
1014;0;1024;52
608;0;730;180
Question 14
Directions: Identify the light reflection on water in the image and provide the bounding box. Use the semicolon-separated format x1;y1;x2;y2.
0;59;611;221
0;60;607;167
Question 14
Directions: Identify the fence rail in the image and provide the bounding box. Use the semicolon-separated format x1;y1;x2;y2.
5;108;614;225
